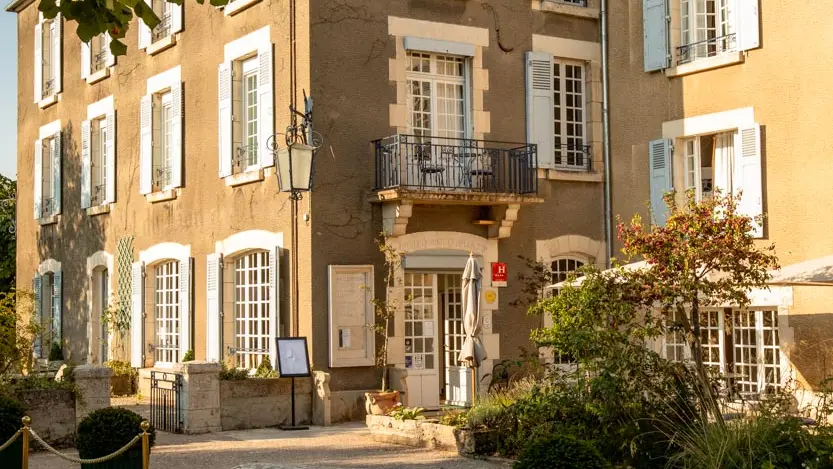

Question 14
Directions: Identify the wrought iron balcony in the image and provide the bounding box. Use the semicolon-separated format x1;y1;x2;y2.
153;165;172;190
92;50;108;73
40;197;54;218
234;144;259;172
152;13;172;42
373;135;538;196
677;33;737;65
92;184;106;205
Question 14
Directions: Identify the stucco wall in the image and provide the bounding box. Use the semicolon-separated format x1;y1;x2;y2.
607;1;833;390
16;388;76;448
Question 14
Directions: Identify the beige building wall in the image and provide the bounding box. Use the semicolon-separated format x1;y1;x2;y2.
609;1;833;389
14;0;608;396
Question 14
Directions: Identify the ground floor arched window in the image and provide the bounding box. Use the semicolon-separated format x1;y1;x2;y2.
154;260;181;365
233;250;272;369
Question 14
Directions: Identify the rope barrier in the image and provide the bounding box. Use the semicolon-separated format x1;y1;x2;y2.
0;430;21;452
27;428;143;465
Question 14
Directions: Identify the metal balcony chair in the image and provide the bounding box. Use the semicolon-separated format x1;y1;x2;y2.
470;150;497;192
415;142;445;190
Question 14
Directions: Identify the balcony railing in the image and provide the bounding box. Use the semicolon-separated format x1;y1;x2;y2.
677;33;737;65
40;197;54;218
92;184;106;205
234;144;259;172
153;165;172;190
92;50;108;73
152;13;172;42
555;143;592;171
374;134;538;195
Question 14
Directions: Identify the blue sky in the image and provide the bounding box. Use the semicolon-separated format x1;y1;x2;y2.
0;11;16;180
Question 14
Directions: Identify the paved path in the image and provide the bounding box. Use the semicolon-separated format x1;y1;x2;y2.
28;422;510;469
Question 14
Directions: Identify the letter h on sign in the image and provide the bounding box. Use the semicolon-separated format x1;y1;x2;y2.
491;262;508;287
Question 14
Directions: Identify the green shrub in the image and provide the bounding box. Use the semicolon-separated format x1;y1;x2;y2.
389;405;425;421
439;409;468;427
76;407;155;459
182;350;194;362
219;361;249;381
48;341;64;361
0;395;24;442
514;434;607;469
254;356;277;378
104;360;138;379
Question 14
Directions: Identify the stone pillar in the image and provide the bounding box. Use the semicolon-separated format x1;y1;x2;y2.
179;361;222;434
73;365;112;424
312;371;331;426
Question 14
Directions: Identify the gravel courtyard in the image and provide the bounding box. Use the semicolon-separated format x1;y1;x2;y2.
28;422;511;469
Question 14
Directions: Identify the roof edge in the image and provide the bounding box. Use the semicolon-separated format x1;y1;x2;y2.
5;0;34;13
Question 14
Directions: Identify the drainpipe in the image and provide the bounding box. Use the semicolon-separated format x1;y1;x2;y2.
601;0;613;267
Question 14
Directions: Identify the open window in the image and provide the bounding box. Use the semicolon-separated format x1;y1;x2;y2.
138;0;183;54
34;13;62;105
81;33;115;83
140;69;183;197
34;127;62;220
82;98;115;210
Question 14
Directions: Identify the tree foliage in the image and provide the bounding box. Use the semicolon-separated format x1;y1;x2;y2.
0;176;15;294
37;0;229;56
0;290;38;377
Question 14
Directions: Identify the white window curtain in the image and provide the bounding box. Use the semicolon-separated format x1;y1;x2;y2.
712;131;735;195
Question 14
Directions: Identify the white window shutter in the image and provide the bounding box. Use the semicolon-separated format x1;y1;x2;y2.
81;120;92;209
105;33;116;67
33;274;42;357
105;111;116;203
171;2;183;34
737;0;760;51
171;83;183;187
34;140;42;219
205;253;222;362
735;124;763;238
649;138;673;226
53;270;62;344
525;51;555;169
258;46;275;167
269;246;279;365
140;95;153;195
131;262;144;368
81;41;91;80
138;1;151;50
643;0;670;72
52;14;62;94
218;62;233;178
34;22;42;102
52;132;62;215
179;257;192;359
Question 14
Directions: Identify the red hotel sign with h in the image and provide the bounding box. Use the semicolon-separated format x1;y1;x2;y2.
491;262;508;287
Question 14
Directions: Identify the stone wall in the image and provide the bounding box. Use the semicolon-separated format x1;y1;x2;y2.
220;377;312;431
16;389;76;448
73;365;113;424
330;390;369;424
366;415;457;451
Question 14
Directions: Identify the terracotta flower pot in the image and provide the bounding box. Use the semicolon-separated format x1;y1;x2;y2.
365;391;400;415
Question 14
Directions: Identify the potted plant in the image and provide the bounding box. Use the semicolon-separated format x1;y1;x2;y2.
77;407;155;469
365;235;402;415
0;396;25;469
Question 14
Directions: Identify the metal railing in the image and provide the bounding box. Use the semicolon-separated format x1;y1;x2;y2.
153;165;172;190
373;134;538;195
677;33;737;65
545;0;587;6
42;79;55;99
150;371;183;433
92;184;106;205
152;13;172;42
234;143;259;172
40;197;54;218
554;143;592;171
92;50;108;73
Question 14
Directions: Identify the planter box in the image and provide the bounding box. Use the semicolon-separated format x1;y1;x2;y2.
0;437;23;469
110;375;135;396
454;428;498;456
220;378;313;431
81;448;145;469
366;415;457;451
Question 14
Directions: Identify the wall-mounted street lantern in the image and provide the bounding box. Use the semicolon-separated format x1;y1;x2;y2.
277;143;315;195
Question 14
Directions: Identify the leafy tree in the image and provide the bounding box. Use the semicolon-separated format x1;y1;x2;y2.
0;176;15;294
617;189;779;419
0;290;38;377
37;0;229;56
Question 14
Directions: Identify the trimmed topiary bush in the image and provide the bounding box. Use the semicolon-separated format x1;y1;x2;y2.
514;433;608;469
0;395;25;468
77;407;155;461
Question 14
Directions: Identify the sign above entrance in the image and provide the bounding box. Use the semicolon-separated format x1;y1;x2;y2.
491;262;508;287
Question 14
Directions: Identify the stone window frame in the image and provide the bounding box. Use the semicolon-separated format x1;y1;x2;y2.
531;35;603;183
532;0;601;19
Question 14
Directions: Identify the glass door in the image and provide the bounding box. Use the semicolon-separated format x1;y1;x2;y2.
404;272;440;409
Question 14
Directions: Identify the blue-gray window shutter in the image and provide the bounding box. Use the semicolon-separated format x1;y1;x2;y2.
649;138;673;226
643;0;670;72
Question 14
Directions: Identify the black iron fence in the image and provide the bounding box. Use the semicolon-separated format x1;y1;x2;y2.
373;134;538;195
677;33;737;65
149;371;183;433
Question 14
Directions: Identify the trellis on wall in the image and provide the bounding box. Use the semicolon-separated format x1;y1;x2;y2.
113;236;135;359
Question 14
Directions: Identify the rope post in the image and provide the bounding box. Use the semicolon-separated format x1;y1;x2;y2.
21;416;30;469
141;420;150;469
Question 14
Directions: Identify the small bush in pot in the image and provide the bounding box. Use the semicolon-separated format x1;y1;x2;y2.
0;395;25;468
77;407;155;469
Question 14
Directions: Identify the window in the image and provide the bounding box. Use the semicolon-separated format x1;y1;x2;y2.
90;34;108;74
35;15;61;102
545;0;587;6
90;117;107;205
682;131;734;200
153;91;174;191
234;251;272;369
550;257;585;285
34;270;62;360
406;52;468;142
233;56;260;172
678;0;737;64
154;261;180;365
151;0;174;43
40;137;56;218
93;267;110;363
404;273;436;371
664;308;784;398
553;59;588;170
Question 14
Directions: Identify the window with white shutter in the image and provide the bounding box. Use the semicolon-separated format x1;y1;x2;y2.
130;262;145;368
142;81;184;194
85;98;116;208
35;14;63;103
37;136;57;218
205;253;222;362
675;0;759;65
526;51;555;168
